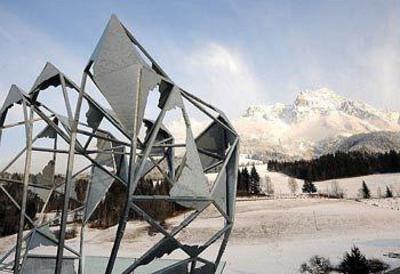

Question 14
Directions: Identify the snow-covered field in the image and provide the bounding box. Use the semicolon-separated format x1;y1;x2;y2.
314;173;400;199
2;198;400;273
2;169;400;273
245;163;400;199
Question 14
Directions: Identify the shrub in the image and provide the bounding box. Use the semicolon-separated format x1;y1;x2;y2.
367;258;389;273
303;180;317;193
300;255;332;274
301;247;390;274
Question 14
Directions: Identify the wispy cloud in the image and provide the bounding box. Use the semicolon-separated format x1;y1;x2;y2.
364;5;400;109
180;42;265;118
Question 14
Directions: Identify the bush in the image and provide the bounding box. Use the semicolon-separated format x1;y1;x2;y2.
303;180;317;193
300;255;332;274
301;247;390;274
367;258;389;273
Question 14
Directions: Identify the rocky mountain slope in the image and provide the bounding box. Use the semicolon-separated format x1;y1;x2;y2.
235;88;400;160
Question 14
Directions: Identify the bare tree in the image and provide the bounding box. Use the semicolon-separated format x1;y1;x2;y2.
329;180;344;198
265;175;274;196
288;177;298;195
376;186;382;198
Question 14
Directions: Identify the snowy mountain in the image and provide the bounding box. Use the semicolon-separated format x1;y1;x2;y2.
235;88;400;160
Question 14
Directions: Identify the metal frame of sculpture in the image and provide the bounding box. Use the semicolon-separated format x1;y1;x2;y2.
0;15;239;274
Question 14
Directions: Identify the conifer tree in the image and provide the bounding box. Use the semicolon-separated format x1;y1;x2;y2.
361;181;370;199
385;186;393;198
241;167;251;194
339;246;369;274
302;179;316;193
250;165;261;195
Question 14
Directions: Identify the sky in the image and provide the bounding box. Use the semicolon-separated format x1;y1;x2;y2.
1;0;400;118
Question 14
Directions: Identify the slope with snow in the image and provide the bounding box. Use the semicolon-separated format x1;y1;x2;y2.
314;173;400;199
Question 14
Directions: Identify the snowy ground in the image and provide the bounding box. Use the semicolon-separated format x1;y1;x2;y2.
2;168;400;273
225;198;400;273
2;198;400;273
314;173;400;199
247;164;400;199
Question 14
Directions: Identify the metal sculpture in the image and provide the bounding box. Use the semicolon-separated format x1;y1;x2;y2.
0;15;239;274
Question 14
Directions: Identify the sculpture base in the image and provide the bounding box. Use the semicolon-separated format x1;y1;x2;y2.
84;256;226;274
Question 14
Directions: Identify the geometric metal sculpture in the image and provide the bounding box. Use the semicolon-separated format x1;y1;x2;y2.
0;14;239;274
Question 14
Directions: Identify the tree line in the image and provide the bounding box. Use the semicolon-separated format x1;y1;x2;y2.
0;174;187;236
268;150;400;181
85;177;187;228
1;164;263;236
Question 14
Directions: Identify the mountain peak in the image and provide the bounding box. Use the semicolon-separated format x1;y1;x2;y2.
236;88;400;160
294;88;344;109
242;88;399;124
298;87;338;98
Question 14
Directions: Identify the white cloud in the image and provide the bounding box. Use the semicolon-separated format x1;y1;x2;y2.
180;43;265;118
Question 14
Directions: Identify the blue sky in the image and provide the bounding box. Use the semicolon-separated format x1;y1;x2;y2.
1;0;400;117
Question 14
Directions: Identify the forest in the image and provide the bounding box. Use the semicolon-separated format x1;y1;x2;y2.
268;150;400;181
0;175;186;237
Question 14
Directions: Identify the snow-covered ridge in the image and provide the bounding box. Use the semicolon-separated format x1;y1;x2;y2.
166;88;400;160
242;88;399;124
236;88;400;160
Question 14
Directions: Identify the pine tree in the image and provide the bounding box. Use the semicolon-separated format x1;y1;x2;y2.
385;186;393;198
339;246;369;274
360;181;370;199
249;165;261;195
302;180;316;193
241;167;250;194
237;170;244;192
